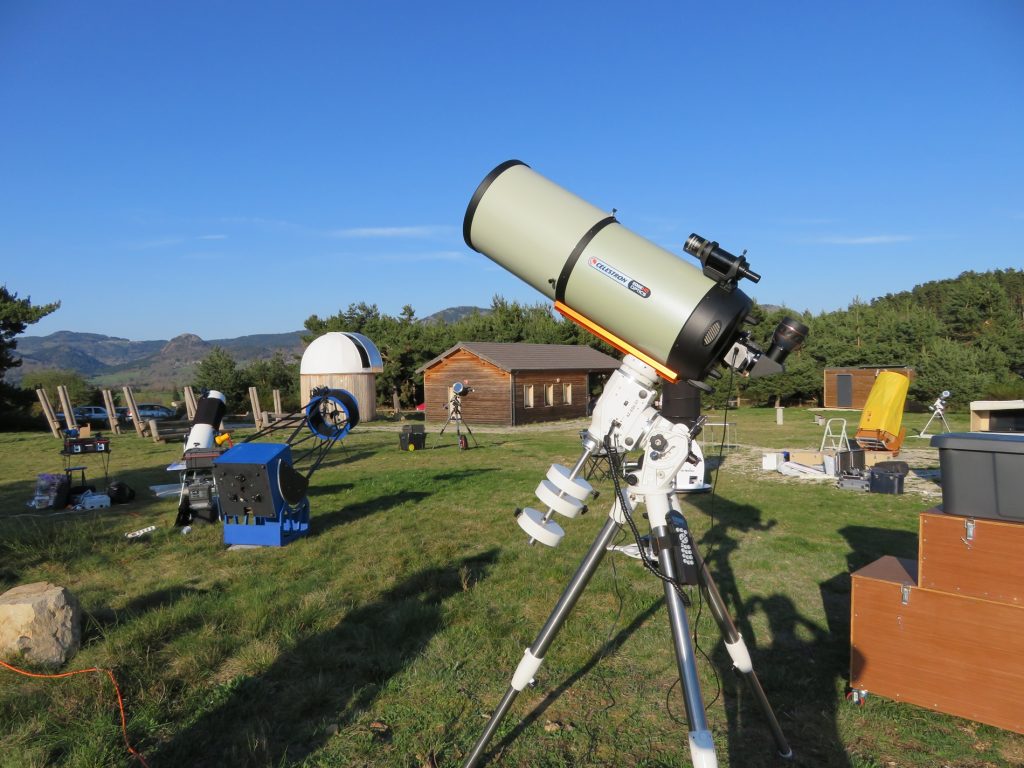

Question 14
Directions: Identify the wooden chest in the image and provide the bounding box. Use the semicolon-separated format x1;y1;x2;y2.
919;509;1024;606
850;555;1024;734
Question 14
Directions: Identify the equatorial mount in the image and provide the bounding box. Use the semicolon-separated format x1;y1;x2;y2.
463;355;792;768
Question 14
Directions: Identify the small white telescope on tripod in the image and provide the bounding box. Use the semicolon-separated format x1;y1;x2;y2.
918;390;952;437
460;161;805;767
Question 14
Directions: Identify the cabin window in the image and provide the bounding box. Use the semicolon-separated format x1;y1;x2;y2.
544;384;555;407
562;383;573;405
523;384;534;408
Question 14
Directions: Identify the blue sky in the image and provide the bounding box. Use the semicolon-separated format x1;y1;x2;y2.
2;1;1022;341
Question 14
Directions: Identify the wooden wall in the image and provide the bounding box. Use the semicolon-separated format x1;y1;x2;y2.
823;367;914;409
511;370;589;426
300;373;377;421
423;350;512;425
422;350;597;426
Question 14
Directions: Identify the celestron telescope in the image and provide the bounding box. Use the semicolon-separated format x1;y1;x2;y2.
439;381;478;449
460;160;807;767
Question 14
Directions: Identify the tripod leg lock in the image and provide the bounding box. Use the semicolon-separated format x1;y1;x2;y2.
725;635;753;673
688;730;718;768
511;649;544;691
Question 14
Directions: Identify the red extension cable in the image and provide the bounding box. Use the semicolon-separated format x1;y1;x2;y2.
0;658;149;767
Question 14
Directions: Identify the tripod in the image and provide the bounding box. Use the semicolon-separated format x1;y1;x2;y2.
462;356;791;768
439;392;478;449
918;392;952;437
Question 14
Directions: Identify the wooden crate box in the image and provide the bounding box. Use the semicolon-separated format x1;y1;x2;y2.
850;555;1024;734
919;509;1024;606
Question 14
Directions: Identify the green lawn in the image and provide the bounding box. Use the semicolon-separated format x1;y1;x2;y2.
0;409;1020;768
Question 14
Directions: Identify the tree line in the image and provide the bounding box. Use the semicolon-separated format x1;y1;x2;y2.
302;269;1024;411
741;269;1024;408
2;268;1022;428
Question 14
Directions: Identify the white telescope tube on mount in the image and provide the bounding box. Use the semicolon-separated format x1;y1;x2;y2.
184;390;227;450
463;160;754;383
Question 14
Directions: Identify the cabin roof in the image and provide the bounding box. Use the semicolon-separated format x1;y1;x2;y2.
416;342;621;374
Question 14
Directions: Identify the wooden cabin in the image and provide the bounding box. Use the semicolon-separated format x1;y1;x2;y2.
416;342;621;426
823;366;914;409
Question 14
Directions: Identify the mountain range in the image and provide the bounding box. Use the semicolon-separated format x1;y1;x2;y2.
11;306;488;389
11;330;308;389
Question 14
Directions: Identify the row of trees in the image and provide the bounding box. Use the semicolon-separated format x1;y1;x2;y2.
302;298;614;409
301;269;1024;411
742;269;1024;407
192;349;301;413
3;267;1022;429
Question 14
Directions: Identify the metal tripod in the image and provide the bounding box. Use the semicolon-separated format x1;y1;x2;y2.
918;395;952;437
439;392;478;449
461;356;791;768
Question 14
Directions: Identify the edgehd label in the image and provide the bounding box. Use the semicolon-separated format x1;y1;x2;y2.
587;256;651;298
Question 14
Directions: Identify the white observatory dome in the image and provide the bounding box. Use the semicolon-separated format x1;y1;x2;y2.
300;332;384;375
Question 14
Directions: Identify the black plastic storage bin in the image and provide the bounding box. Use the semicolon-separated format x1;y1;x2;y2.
869;468;905;494
400;424;426;451
930;432;1024;520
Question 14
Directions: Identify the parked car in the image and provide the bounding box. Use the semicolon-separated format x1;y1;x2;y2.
56;406;109;426
131;403;177;421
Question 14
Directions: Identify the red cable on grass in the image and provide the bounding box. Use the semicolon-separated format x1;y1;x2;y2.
0;658;149;767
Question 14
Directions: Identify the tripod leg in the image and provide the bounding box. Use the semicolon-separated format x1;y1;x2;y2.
462;418;479;446
692;545;793;759
439;412;453;436
653;523;718;768
462;515;623;768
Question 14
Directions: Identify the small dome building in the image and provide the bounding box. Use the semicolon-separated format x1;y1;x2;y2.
300;332;384;421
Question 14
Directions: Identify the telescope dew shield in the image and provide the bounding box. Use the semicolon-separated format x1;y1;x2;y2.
464;161;753;382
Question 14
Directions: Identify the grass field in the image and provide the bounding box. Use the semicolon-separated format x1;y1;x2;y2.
1;407;1022;768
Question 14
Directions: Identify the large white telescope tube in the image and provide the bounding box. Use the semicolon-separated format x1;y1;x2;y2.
184;390;227;450
464;160;755;382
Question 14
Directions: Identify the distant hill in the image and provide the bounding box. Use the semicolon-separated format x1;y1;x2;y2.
11;307;489;388
420;305;489;324
12;330;306;389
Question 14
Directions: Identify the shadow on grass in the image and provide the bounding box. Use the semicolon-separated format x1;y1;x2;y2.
683;494;855;768
428;468;499;484
150;549;499;768
82;585;208;647
313;490;431;533
484;599;663;765
717;525;918;767
308;481;355;497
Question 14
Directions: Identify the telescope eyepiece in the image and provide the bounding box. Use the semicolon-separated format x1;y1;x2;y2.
765;316;809;364
684;234;761;287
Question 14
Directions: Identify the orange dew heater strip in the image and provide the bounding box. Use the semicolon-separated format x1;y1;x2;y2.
553;301;680;383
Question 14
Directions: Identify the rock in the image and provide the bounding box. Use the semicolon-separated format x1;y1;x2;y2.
0;582;81;666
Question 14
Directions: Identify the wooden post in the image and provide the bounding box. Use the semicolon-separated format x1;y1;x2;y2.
249;387;263;429
272;389;282;415
101;389;121;434
122;386;147;437
184;386;198;421
392;386;401;416
56;385;78;430
36;388;62;438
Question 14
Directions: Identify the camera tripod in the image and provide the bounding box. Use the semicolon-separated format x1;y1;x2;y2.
462;356;791;768
440;392;478;450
